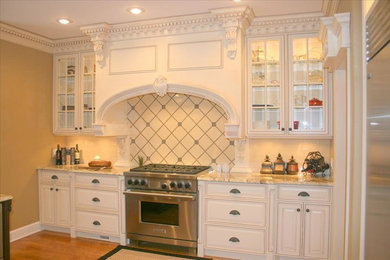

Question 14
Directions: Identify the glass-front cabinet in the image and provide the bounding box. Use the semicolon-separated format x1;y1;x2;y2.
248;36;284;135
54;53;95;135
247;34;330;138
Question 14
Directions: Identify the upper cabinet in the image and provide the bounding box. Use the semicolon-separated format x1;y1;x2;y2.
247;33;331;138
54;52;96;135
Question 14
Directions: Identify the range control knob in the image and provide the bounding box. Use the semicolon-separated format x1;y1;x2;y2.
127;179;133;185
184;182;191;189
177;182;184;188
170;182;176;188
134;179;140;185
161;183;168;189
140;180;146;186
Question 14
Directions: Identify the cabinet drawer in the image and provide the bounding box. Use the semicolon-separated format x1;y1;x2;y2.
206;183;265;200
75;174;119;189
75;188;119;212
76;211;119;235
278;186;331;202
206;225;265;254
39;171;70;185
206;199;266;227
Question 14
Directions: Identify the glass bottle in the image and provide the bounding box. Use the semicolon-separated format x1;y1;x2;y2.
75;144;80;164
55;145;62;165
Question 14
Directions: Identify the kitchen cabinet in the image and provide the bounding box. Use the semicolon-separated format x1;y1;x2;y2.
38;171;71;228
73;173;125;244
198;181;267;258
247;34;330;138
276;185;331;259
53;52;96;135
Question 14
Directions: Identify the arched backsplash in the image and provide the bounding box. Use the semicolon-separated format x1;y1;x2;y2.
126;93;235;168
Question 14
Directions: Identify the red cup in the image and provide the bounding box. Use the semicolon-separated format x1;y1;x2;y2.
293;121;299;130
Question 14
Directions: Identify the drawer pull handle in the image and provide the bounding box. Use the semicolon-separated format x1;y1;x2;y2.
91;179;100;184
50;188;53;191
51;175;58;180
297;208;301;212
229;237;240;243
306;208;310;213
230;188;241;194
93;220;101;226
92;197;100;202
229;210;240;216
298;191;310;197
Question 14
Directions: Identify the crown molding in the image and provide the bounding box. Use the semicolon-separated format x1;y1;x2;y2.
247;12;322;36
0;22;53;53
53;37;93;53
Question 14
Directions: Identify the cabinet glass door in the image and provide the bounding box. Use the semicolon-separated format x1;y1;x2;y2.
56;56;77;130
250;39;282;132
291;37;324;132
80;54;95;131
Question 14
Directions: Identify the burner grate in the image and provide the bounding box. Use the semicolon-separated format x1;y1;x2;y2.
129;164;210;174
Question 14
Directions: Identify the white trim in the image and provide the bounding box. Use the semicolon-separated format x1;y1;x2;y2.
10;221;42;242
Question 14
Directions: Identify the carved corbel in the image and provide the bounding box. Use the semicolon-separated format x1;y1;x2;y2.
211;6;254;59
80;23;111;68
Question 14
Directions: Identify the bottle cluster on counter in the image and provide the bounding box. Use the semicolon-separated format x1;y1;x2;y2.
55;144;80;165
260;153;298;175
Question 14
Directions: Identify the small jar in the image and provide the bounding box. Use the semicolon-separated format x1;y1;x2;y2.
273;153;286;174
287;156;299;175
260;155;273;174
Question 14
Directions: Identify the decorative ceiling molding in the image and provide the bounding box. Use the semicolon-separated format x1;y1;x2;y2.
0;22;93;54
0;22;53;53
212;6;254;59
247;13;322;36
322;0;340;16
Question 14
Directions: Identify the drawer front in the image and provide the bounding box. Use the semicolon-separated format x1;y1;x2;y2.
75;174;119;189
206;183;266;200
206;225;265;254
75;188;119;212
39;171;70;185
278;186;331;202
206;199;266;227
76;211;119;235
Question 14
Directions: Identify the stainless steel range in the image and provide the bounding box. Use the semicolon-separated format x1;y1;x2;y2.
124;164;210;251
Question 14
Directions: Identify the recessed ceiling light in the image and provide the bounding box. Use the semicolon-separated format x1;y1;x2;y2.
233;0;242;2
57;18;72;25
129;7;144;15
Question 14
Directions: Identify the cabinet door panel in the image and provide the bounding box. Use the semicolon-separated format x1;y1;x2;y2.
303;204;330;259
277;203;301;256
55;186;71;227
39;185;55;225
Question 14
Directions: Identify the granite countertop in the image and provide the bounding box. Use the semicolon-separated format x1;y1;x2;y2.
0;194;13;202
197;171;333;186
38;165;129;176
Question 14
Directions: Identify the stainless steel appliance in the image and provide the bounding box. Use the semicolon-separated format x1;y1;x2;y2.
365;1;390;259
124;164;210;251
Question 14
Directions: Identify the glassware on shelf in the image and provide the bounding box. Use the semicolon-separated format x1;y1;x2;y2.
267;108;280;129
252;86;265;105
267;86;280;107
293;38;307;61
293;61;307;83
308;60;323;83
252;64;265;84
252;108;265;129
308;38;323;60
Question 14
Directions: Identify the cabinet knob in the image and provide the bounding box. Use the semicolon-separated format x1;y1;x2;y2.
55;188;58;191
75;127;78;130
289;127;292;131
91;179;100;184
230;188;241;194
93;220;101;226
306;208;310;213
298;191;310;197
297;208;301;212
92;197;100;202
229;210;241;216
50;187;53;191
229;237;240;243
51;175;58;180
281;127;285;131
79;127;82;130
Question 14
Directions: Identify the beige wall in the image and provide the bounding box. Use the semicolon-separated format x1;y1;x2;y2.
0;40;65;230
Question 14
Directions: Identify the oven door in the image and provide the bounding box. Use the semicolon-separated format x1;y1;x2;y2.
124;190;198;242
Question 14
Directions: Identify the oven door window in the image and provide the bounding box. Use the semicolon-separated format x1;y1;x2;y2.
140;201;179;226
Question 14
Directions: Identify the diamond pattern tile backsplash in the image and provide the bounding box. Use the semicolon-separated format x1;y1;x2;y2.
126;93;235;168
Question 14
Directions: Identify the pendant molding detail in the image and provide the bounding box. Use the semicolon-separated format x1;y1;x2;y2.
153;76;168;97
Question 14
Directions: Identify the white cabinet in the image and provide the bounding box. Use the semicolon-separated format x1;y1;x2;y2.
38;170;71;228
247;34;330;138
53;52;95;135
73;173;125;244
198;181;267;258
276;185;331;259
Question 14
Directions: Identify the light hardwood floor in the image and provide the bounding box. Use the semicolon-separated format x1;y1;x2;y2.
10;231;230;260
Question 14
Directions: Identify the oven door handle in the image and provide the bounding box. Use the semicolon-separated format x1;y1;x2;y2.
123;190;197;200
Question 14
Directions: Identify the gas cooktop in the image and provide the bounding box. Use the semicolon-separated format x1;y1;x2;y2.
129;164;210;175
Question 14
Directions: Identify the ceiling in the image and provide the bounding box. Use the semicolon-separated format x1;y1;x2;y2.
0;0;323;40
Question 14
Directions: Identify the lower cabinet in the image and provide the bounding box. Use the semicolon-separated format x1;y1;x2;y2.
276;186;331;259
38;171;71;228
